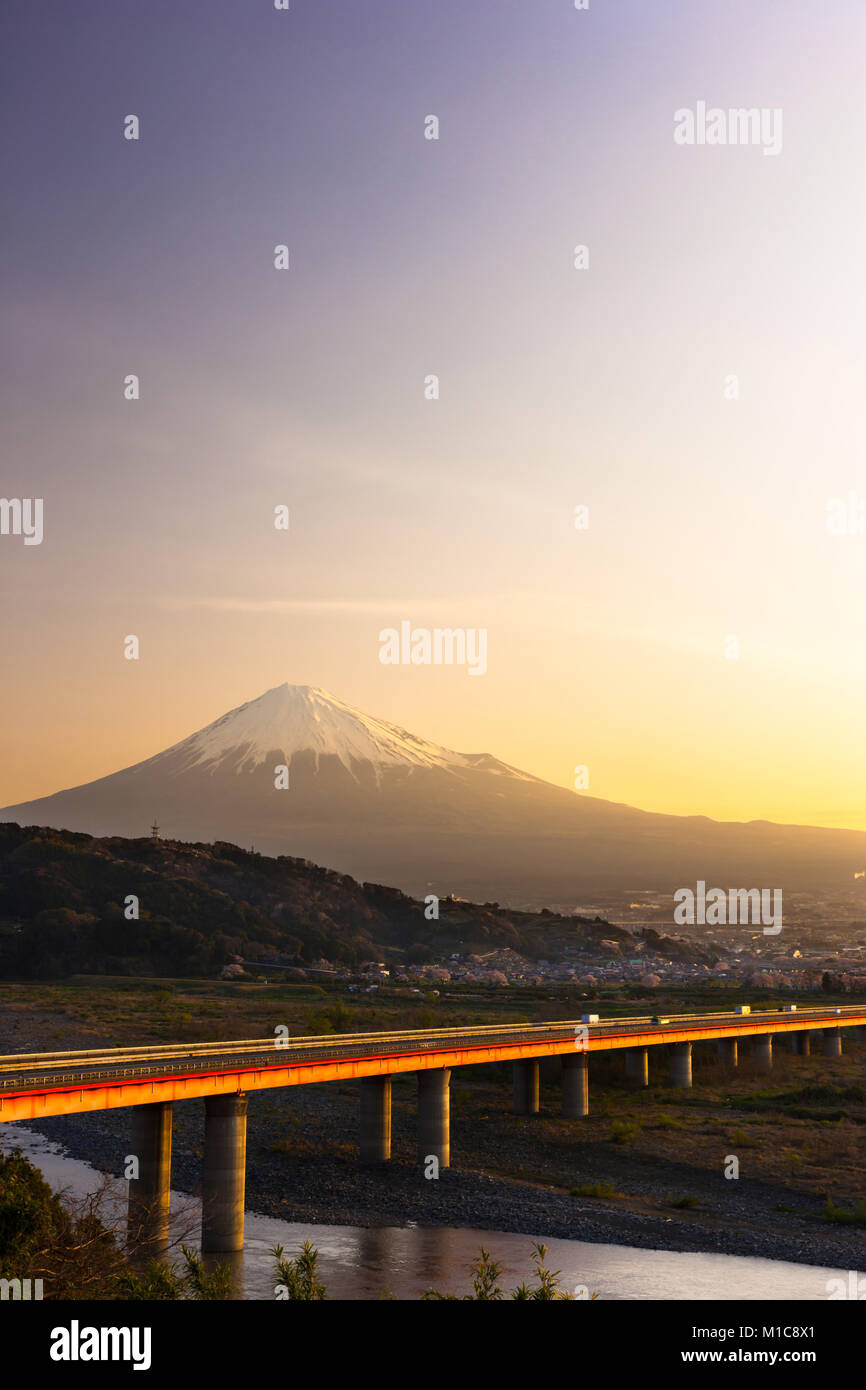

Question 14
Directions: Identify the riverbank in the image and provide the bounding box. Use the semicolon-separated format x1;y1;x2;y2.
17;1074;866;1276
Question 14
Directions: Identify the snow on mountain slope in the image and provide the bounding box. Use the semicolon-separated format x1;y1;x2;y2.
146;684;476;777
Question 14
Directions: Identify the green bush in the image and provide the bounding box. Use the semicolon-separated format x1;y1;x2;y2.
821;1198;866;1226
570;1180;619;1199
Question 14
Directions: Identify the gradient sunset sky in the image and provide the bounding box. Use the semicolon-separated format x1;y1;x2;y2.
2;0;865;830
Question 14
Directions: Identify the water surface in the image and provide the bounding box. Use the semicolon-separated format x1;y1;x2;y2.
1;1125;855;1301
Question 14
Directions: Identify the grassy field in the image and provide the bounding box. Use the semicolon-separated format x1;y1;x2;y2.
1;974;855;1047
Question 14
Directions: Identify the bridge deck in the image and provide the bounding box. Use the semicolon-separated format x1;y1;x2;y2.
0;1005;863;1122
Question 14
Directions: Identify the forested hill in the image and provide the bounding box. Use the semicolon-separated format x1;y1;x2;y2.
0;823;628;979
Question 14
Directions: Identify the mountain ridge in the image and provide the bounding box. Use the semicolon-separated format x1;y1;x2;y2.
0;821;635;979
2;683;865;906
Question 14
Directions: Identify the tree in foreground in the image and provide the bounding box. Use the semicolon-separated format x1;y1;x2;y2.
0;1149;234;1300
272;1240;327;1300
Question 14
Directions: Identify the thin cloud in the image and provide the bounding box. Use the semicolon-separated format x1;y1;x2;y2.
156;596;491;615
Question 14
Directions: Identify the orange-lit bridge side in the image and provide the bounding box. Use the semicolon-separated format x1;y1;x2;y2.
0;1008;863;1123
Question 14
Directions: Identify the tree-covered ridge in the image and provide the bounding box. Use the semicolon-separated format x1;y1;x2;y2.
0;823;624;979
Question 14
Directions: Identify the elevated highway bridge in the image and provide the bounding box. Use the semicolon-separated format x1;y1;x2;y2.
1;1004;863;1252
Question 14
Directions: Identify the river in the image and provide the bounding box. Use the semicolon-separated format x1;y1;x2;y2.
1;1125;856;1301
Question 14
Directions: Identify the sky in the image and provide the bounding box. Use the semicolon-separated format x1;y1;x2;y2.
2;0;866;830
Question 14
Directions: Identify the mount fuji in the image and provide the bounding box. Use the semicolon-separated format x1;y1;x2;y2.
2;683;865;906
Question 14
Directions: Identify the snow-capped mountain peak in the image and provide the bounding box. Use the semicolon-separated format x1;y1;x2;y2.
161;683;473;776
3;683;866;906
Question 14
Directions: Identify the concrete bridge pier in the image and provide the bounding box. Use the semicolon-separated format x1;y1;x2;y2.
669;1042;692;1088
625;1047;649;1086
513;1059;540;1114
418;1069;450;1170
360;1076;392;1163
127;1101;172;1251
717;1038;738;1067
753;1035;773;1072
823;1028;842;1058
792;1032;810;1057
201;1093;248;1252
562;1052;589;1116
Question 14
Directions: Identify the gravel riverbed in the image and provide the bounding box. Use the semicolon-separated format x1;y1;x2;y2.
15;1076;866;1276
